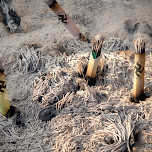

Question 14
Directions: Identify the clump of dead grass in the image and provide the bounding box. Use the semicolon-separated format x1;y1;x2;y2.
0;38;152;151
19;45;45;74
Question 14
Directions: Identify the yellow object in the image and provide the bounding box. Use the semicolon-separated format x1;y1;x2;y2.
133;38;146;99
133;53;145;99
0;72;10;116
86;35;104;79
87;53;101;79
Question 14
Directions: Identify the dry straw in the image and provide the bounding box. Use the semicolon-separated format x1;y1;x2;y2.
44;0;89;42
133;38;145;99
19;46;45;74
87;34;104;79
0;38;152;151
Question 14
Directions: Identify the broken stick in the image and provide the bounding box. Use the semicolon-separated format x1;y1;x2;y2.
0;61;10;116
86;35;104;79
133;38;145;99
44;0;89;42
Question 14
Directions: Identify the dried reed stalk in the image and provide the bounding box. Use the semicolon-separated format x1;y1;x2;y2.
44;0;89;42
86;35;104;79
133;38;145;99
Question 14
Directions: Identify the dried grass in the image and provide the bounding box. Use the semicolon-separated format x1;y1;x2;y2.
0;38;152;151
33;38;151;151
19;46;46;74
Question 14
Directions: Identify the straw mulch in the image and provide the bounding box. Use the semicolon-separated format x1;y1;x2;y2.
0;0;152;151
1;38;151;152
